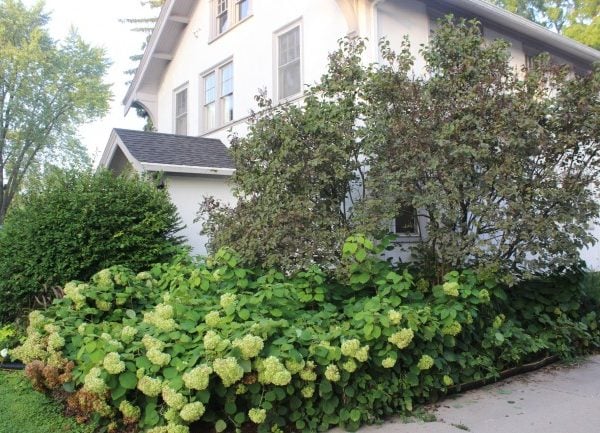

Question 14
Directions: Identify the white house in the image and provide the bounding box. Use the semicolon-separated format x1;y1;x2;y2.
99;0;600;267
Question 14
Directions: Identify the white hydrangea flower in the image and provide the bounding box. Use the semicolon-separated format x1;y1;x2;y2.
219;293;237;309
388;309;403;325
103;352;126;374
119;400;141;420
142;335;166;351
120;325;138;343
147;348;171;367
417;354;434;370
162;384;187;410
442;281;460;297
388;328;414;349
258;356;291;386
83;367;107;394
248;408;266;424
203;330;221;351
204;311;221;328
382;357;396;368
137;375;162;397
232;334;264;359
212;357;244;387
183;364;212;390
179;402;206;422
325;364;341;382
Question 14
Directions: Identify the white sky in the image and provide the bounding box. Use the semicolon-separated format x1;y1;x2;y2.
23;0;157;164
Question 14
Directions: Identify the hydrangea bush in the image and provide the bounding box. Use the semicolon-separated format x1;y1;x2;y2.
12;235;600;433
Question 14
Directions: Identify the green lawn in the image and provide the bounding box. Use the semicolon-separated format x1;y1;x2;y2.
0;370;96;433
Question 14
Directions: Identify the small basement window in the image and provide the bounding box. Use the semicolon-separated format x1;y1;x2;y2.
394;206;420;236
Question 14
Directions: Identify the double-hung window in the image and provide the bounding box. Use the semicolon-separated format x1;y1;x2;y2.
276;24;302;101
202;61;234;132
212;0;251;38
174;87;188;135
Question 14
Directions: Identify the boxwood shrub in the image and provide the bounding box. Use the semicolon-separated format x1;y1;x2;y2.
12;235;600;433
0;169;185;322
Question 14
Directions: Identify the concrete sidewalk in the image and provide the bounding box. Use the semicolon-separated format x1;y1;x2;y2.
333;354;600;433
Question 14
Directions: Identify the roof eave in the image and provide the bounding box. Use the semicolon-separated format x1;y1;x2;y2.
444;0;600;64
123;0;180;115
140;162;236;176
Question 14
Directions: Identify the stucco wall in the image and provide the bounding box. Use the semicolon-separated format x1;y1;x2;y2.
166;174;236;255
147;0;599;267
582;223;600;270
156;0;352;141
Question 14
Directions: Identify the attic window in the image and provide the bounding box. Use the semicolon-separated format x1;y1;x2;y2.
237;0;249;21
212;0;251;38
216;0;229;34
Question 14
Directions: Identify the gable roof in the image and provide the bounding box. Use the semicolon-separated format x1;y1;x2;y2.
124;0;600;116
100;128;235;176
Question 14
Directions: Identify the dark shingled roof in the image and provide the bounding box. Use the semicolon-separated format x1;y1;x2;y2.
114;128;234;169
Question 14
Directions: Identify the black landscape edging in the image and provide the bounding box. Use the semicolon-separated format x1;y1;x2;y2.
448;354;559;394
0;362;25;371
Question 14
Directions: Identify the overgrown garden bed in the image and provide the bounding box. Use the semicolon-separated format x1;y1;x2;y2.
11;235;600;433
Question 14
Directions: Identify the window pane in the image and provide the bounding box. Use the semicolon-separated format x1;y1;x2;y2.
221;63;233;96
216;0;228;33
221;94;233;123
205;102;216;130
278;27;299;67
237;0;249;20
205;72;216;104
278;26;300;99
279;60;300;99
394;206;417;234
175;89;187;117
176;114;187;135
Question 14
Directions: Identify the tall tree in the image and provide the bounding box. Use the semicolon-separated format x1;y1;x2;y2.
490;0;600;49
0;0;111;221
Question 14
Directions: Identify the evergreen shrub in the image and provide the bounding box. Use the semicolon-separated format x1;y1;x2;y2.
0;170;184;321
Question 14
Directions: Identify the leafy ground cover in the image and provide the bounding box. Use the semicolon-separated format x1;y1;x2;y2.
0;370;97;433
9;236;600;433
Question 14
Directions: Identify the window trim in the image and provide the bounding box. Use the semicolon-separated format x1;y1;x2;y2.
173;83;188;136
209;0;252;42
200;58;235;134
273;18;303;103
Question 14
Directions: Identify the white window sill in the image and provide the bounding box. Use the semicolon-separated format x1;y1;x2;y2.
209;15;253;44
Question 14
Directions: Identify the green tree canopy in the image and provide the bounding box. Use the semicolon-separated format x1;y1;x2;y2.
490;0;600;49
201;18;600;281
0;0;111;221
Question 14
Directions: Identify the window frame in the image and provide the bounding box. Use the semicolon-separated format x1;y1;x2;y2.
173;84;188;135
200;58;235;133
210;0;252;40
391;206;421;238
273;19;303;102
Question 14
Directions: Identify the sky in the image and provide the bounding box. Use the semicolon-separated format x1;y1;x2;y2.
23;0;157;164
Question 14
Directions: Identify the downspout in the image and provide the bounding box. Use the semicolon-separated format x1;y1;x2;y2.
370;0;386;60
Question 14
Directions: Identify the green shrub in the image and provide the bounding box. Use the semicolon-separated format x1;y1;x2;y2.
0;169;185;322
12;235;600;433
